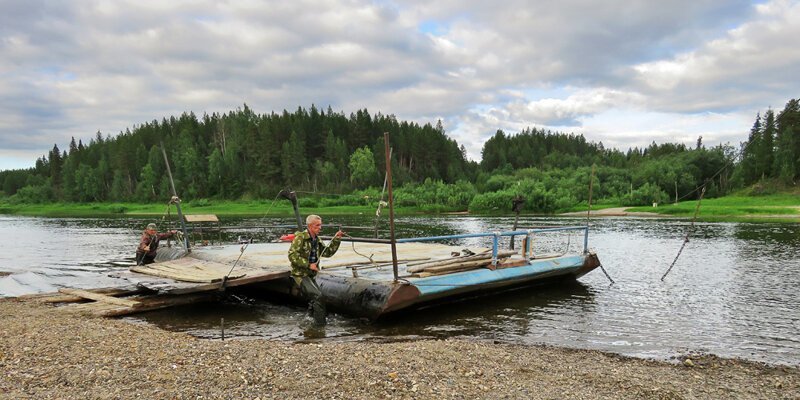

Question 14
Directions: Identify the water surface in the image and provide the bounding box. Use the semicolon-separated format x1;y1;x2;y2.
0;214;797;365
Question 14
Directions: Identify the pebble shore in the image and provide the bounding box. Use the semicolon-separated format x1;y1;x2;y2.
1;298;798;399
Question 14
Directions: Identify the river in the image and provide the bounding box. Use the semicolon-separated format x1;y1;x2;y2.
0;214;797;366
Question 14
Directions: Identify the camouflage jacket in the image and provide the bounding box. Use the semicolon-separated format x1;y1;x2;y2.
287;230;342;280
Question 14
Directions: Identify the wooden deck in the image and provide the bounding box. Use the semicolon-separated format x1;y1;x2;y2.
33;251;292;317
30;241;514;317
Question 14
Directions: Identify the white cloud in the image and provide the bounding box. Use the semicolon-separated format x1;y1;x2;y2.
0;0;796;171
631;0;800;112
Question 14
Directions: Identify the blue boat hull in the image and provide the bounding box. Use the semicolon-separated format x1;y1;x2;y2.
255;252;600;319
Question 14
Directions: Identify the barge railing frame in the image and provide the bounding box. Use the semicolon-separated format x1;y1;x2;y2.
395;226;590;266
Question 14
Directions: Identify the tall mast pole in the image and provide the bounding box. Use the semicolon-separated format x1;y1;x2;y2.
160;142;191;251
384;132;399;281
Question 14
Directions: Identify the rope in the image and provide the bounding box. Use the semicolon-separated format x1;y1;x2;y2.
221;241;249;290
218;191;285;290
294;190;349;197
345;233;376;265
674;134;759;203
598;264;615;284
257;192;286;226
661;185;707;281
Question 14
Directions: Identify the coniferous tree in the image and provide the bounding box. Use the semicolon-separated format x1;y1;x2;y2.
740;113;762;184
776;99;800;177
773;126;796;183
48;144;62;189
759;109;776;179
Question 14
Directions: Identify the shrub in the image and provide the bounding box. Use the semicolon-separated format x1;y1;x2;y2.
9;185;53;204
107;205;128;214
188;199;211;207
623;182;669;206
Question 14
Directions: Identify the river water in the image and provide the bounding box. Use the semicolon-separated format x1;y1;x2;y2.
1;214;798;366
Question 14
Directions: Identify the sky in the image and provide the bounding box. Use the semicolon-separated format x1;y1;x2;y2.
1;0;799;170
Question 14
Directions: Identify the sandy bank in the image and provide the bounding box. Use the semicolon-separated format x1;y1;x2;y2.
1;299;797;399
560;207;665;217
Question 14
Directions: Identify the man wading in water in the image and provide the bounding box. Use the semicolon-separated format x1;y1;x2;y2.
288;215;344;326
135;223;177;265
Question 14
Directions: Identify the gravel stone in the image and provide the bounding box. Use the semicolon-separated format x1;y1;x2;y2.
1;298;798;399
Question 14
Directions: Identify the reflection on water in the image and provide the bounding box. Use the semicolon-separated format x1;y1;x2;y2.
0;214;798;365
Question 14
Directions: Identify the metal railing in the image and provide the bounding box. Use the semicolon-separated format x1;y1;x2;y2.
395;226;590;267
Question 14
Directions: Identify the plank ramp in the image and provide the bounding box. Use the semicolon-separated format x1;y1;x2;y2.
122;255;291;295
58;288;141;307
63;293;217;317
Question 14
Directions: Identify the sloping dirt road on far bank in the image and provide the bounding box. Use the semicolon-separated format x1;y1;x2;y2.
560;207;665;217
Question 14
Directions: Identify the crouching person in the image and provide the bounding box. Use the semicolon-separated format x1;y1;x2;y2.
135;223;176;265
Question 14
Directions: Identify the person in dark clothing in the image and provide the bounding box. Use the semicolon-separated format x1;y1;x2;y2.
135;223;176;265
287;214;344;325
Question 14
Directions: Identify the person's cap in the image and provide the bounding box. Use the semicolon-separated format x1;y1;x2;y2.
146;223;157;230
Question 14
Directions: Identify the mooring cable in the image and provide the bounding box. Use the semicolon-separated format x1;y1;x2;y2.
219;191;284;290
661;185;707;281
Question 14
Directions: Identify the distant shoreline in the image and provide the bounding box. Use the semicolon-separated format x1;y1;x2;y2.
1;193;798;223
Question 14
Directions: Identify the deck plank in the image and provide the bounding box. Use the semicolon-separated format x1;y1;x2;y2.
131;258;246;283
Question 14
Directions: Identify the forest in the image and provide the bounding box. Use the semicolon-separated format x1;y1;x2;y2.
1;98;798;213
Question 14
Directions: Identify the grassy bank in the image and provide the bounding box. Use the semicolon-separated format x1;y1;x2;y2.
0;200;460;218
626;194;800;220
1;193;797;221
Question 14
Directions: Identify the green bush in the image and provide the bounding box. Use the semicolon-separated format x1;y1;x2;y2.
107;205;128;214
298;197;319;208
188;198;211;207
623;182;669;206
469;190;516;212
394;179;476;210
8;184;52;204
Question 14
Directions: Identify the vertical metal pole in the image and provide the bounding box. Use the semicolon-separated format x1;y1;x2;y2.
492;233;499;266
584;164;595;254
384;133;399;281
526;231;533;258
160;142;191;251
583;227;589;254
510;210;519;250
374;148;392;239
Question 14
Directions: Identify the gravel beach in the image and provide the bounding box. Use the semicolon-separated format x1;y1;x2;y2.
1;298;797;399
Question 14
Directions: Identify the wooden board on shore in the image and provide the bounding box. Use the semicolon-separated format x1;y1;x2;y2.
58;288;141;307
60;292;218;317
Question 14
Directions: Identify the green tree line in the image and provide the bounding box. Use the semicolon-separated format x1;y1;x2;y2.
0;105;472;203
1;99;798;213
736;98;800;185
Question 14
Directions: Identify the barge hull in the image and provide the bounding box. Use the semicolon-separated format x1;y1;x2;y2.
254;252;600;319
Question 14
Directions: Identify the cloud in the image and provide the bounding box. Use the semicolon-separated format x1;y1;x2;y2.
0;0;795;171
631;0;800;112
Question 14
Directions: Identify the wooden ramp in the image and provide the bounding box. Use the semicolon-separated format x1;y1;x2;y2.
31;254;292;317
23;287;220;317
120;254;291;295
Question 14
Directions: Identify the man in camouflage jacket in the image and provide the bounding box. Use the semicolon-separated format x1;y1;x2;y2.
288;214;343;325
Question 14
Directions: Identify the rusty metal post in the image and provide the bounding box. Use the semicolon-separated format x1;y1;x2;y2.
384;132;399;281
